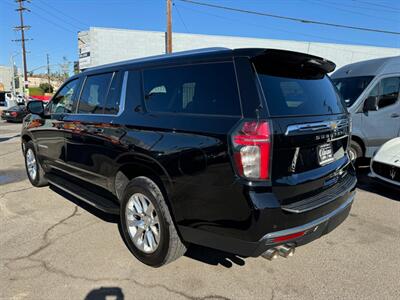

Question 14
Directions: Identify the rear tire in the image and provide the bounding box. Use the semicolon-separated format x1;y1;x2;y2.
120;176;186;267
349;140;363;162
24;141;48;187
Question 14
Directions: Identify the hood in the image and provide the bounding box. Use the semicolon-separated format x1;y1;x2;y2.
374;138;400;166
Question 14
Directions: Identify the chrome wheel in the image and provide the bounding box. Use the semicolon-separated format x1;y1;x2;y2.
125;193;160;253
26;148;37;180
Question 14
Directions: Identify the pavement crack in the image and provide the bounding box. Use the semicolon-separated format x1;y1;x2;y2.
0;187;33;199
4;206;79;264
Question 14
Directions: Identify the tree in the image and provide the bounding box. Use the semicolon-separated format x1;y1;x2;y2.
39;82;53;93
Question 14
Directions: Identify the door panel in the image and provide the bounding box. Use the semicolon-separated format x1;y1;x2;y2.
361;76;400;151
31;78;81;167
62;71;127;189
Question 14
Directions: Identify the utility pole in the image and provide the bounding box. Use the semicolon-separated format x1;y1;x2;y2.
46;54;51;86
166;0;172;53
14;0;31;93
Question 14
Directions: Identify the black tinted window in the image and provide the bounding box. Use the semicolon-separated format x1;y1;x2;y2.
373;77;400;109
332;76;374;107
256;70;345;116
78;73;113;114
143;62;241;116
49;79;79;114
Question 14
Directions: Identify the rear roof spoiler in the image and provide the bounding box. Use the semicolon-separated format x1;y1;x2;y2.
240;49;336;75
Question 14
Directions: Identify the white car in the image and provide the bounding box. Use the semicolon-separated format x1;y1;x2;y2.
369;137;400;187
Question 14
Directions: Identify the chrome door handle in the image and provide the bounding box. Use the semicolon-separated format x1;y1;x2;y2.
390;113;399;118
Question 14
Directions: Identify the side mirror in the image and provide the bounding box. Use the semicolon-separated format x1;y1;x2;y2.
363;96;378;112
27;100;44;116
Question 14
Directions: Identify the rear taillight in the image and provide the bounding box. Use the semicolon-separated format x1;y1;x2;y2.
232;120;271;180
10;111;18;117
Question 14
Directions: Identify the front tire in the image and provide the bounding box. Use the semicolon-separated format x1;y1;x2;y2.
24;141;48;187
349;140;363;162
120;176;186;267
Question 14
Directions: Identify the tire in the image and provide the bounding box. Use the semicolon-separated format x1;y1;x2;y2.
349;140;363;162
120;176;186;267
24;141;48;187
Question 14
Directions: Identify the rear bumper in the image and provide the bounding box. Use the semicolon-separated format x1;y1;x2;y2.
252;192;354;256
1;115;23;122
179;175;356;257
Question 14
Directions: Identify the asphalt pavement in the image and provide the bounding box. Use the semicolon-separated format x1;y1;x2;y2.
0;120;399;300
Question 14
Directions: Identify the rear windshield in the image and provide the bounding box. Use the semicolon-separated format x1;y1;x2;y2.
255;67;345;117
332;76;374;107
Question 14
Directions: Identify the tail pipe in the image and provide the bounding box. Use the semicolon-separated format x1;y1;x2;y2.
262;244;295;260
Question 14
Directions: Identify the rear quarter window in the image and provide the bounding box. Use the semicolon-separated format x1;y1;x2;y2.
142;62;241;116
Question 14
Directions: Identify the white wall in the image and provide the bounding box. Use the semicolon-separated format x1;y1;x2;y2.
83;27;400;70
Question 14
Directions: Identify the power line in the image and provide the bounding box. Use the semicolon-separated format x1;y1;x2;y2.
306;0;399;23
30;10;78;34
176;3;359;45
354;0;400;12
29;1;84;31
178;0;400;35
173;1;189;33
35;0;90;29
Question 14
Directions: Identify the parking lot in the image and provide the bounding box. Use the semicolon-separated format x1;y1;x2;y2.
0;120;399;300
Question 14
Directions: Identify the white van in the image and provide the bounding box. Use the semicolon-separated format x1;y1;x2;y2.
331;56;400;160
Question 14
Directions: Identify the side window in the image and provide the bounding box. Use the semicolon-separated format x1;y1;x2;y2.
104;72;122;114
48;79;79;114
367;77;400;110
78;73;113;114
143;62;241;116
378;77;399;109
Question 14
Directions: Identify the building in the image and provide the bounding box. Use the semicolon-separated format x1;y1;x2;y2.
0;65;23;94
0;66;14;92
78;27;400;71
28;75;63;90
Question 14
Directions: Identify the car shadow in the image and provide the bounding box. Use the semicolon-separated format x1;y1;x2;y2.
0;134;20;143
84;287;124;300
355;164;399;202
184;244;247;268
49;186;119;223
50;185;247;268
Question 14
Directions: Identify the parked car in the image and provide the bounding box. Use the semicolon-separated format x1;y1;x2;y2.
22;48;356;267
369;137;400;188
331;56;400;161
1;104;28;122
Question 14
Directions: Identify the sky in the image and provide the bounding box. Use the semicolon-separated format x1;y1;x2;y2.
1;0;399;74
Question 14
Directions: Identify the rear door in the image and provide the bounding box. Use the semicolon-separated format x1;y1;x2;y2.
63;70;127;188
253;54;352;206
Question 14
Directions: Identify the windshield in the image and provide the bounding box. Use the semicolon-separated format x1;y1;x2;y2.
332;76;374;107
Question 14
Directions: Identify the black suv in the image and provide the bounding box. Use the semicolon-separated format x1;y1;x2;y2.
22;48;356;267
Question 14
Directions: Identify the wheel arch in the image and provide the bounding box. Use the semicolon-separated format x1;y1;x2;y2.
113;154;173;204
351;135;365;157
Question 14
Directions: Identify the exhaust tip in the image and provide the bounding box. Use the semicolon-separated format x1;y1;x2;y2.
276;245;295;258
262;248;279;260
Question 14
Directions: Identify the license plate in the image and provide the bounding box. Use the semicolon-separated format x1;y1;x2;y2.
318;143;334;165
5;113;10;116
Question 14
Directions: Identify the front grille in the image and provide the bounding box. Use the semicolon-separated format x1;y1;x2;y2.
281;174;357;213
372;161;400;182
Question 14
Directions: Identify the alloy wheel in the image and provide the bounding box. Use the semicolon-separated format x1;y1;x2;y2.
26;148;37;180
125;193;160;253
